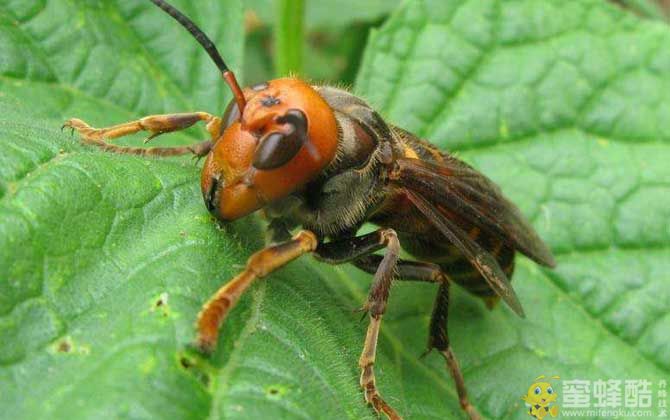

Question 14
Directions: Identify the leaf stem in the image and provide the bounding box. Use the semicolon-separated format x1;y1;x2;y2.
275;0;305;76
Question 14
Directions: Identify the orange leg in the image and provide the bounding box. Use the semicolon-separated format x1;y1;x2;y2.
315;229;403;419
359;316;402;420
62;112;221;157
196;230;318;352
357;230;402;420
356;257;482;420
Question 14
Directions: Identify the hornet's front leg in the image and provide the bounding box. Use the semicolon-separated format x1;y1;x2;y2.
62;112;221;157
196;230;318;352
315;229;402;420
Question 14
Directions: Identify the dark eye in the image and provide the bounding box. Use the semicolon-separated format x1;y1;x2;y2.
547;387;553;394
253;109;308;170
222;99;240;129
534;387;541;395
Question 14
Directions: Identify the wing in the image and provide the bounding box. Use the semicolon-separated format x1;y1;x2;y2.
390;156;556;268
404;189;525;317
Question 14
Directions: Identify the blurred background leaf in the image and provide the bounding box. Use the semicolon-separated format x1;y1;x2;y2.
245;0;401;29
243;0;399;85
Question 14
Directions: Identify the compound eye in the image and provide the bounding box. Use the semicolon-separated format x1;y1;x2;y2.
222;99;241;129
252;109;308;170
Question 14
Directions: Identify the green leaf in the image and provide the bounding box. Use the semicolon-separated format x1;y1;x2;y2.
1;2;669;420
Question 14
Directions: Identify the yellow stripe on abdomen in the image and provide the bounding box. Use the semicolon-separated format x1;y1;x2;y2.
403;146;419;159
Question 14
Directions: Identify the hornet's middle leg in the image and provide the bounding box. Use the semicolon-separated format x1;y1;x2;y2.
354;255;482;420
315;229;402;420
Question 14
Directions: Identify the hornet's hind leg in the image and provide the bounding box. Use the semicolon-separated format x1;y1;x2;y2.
62;112;221;157
354;256;482;420
429;282;481;420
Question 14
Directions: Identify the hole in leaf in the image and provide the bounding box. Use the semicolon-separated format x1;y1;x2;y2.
154;292;168;308
178;353;211;387
151;292;170;317
57;339;71;353
265;384;288;399
180;356;193;369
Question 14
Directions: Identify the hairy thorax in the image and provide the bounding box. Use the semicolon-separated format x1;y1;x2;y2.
264;86;395;239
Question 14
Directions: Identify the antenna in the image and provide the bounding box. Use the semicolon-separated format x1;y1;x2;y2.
149;0;246;115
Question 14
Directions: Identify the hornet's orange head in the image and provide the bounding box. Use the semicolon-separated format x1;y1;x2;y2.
145;2;337;221
201;78;339;221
